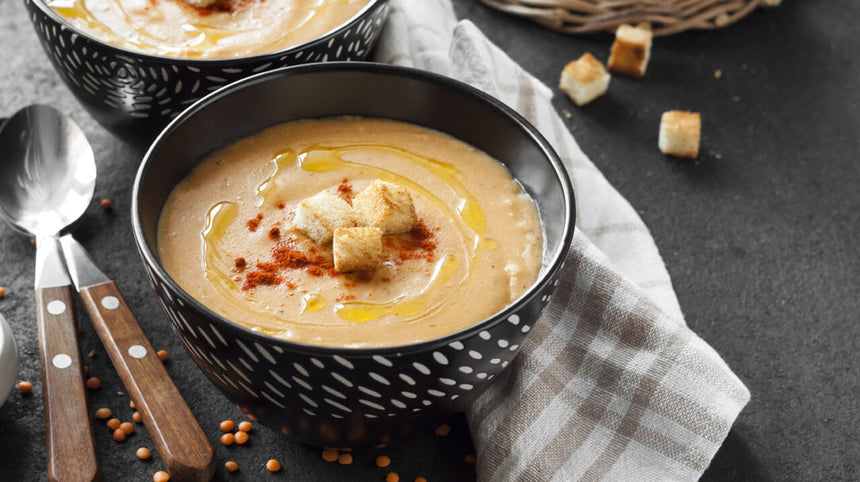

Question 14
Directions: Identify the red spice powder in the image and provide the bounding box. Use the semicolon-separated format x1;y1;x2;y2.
242;269;282;290
276;201;286;209
234;257;247;269
269;227;280;240
246;213;263;232
337;178;354;204
383;219;437;263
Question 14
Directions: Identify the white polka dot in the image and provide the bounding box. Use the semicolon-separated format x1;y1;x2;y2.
292;376;313;391
369;372;391;385
373;355;393;367
293;362;309;377
311;358;325;369
324;398;352;412
128;345;147;359
359;399;385;411
401;391;417;399
421;400;432;406
333;355;354;369
497;339;510;348
448;341;464;350
363;413;378;419
331;371;353;388
322;385;346;399
52;353;72;369
358;386;381;398
509;344;520;351
479;330;491;340
412;362;430;375
459;366;474;374
303;408;316;416
391;399;406;409
412;408;422;412
47;300;66;315
398;373;416;385
331;413;344;419
432;351;448;365
468;350;482;360
450;394;460;400
460;384;474;390
501;361;509;368
427;389;445;397
439;377;456;386
522;325;531;333
490;358;501;365
101;296;119;310
541;294;549;302
507;314;520;325
476;372;488;379
299;393;318;408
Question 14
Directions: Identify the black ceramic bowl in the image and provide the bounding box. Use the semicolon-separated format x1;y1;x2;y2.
23;0;389;144
132;62;575;447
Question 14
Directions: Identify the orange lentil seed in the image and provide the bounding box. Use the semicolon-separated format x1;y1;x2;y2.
130;400;135;409
100;199;112;209
224;461;238;472
221;433;235;445
17;381;33;393
86;377;101;390
322;449;339;462
337;453;353;465
386;472;400;482
0;286;5;298
157;350;169;362
113;428;126;442
153;471;170;482
95;408;112;419
465;453;476;464
120;422;135;435
234;431;249;444
132;411;143;423
415;478;428;482
376;455;391;468
136;447;151;460
238;421;252;432
434;424;450;437
107;418;121;430
266;459;281;472
220;420;235;432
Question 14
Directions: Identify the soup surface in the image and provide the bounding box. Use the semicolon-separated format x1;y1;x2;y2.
46;0;371;58
158;117;542;347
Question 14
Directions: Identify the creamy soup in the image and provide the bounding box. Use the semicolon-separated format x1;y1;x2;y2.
158;117;543;347
46;0;371;58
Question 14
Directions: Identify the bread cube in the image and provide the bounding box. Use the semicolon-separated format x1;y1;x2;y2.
659;110;701;159
333;227;383;272
294;190;355;244
353;180;417;234
607;24;653;78
559;53;611;106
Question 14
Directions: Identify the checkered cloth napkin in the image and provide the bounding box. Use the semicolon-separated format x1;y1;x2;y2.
375;1;750;480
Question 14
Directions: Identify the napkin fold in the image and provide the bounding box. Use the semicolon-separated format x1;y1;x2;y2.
375;2;750;481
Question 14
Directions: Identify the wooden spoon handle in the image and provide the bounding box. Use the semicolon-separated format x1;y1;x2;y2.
36;285;100;482
78;281;214;482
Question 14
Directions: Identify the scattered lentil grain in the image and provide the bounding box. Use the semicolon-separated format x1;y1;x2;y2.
266;459;281;472
234;431;249;444
322;449;339;462
337;453;353;465
100;199;112;209
107;418;121;430
113;428;126;442
132;411;143;423
95;408;112;419
225;461;238;472
386;472;399;482
153;471;170;482
120;422;135;435
238;421;252;432
376;455;391;468
17;381;33;393
136;447;151;460
415;478;427;482
220;420;235;432
221;433;235;445
0;287;5;298
86;377;101;390
465;453;476;464
434;424;450;437
157;350;169;362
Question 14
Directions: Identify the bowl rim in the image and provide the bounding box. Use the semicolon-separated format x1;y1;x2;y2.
29;0;387;64
132;61;576;356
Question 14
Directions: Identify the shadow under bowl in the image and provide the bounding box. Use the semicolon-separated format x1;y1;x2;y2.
23;0;389;146
132;62;575;447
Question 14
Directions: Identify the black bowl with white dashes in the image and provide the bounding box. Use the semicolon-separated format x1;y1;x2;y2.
132;62;575;448
23;0;389;145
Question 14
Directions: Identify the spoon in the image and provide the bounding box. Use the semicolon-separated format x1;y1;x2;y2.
0;105;99;482
0;106;215;481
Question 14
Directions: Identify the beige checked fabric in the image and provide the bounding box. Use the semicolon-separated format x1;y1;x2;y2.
375;2;750;480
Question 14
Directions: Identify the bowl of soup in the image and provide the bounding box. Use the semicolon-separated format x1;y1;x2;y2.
132;62;575;447
23;0;388;144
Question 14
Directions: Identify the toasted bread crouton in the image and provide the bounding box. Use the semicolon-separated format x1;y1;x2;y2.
182;0;221;7
294;190;355;244
333;227;383;272
608;24;653;78
353;180;417;234
659;110;701;159
560;53;611;106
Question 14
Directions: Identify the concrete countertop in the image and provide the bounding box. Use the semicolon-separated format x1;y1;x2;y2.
0;0;857;480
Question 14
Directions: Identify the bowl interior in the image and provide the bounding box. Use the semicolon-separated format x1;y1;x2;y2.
135;62;573;346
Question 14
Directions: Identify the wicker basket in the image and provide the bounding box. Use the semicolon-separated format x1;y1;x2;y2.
479;0;765;37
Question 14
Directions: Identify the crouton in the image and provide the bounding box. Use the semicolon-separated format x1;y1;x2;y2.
182;0;222;7
607;24;653;78
333;227;383;272
353;180;417;234
659;110;701;159
559;53;611;106
294;190;355;244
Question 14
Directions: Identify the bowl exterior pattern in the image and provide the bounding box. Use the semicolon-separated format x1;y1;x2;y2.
141;261;561;447
23;0;389;142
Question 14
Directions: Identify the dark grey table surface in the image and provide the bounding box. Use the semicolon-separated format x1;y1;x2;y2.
1;0;858;480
